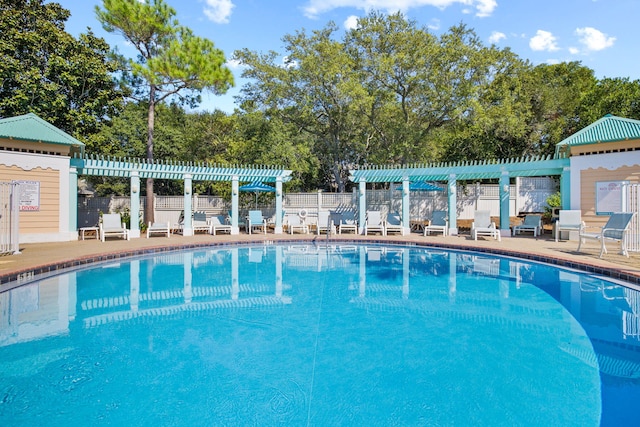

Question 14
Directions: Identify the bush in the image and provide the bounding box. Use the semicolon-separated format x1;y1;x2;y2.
543;192;561;223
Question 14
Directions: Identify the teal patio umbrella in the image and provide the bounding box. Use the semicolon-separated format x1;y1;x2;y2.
395;182;444;192
239;181;275;208
395;182;444;218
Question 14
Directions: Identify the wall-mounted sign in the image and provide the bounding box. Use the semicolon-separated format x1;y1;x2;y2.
596;180;628;215
13;180;40;211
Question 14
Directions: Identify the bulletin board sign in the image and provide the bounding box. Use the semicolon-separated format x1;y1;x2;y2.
595;180;627;215
13;180;40;212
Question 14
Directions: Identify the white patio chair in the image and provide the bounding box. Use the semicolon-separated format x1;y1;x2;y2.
146;221;170;238
316;210;335;235
337;211;358;234
247;210;267;234
555;210;584;242
287;214;309;234
100;213;129;242
578;212;635;258
471;210;500;241
512;214;542;237
385;212;404;235
424;211;448;236
365;211;385;236
192;211;212;234
210;215;232;235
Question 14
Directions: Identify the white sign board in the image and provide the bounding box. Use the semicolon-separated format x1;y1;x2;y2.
14;180;40;212
596;180;627;215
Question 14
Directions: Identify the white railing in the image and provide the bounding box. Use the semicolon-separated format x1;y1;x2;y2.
0;182;20;255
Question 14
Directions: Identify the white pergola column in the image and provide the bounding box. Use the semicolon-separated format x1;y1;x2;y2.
129;170;141;238
401;177;410;235
448;174;458;236
182;173;193;236
358;178;367;234
274;177;283;234
231;176;240;235
499;170;511;237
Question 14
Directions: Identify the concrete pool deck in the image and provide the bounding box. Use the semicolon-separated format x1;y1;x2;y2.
1;231;639;288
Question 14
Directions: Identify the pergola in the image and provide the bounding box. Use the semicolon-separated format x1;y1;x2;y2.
71;155;292;236
349;154;570;236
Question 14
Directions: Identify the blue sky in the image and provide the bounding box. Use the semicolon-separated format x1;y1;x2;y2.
55;0;640;113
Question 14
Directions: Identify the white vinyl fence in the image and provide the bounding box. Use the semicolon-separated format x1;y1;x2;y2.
78;178;557;229
0;182;20;255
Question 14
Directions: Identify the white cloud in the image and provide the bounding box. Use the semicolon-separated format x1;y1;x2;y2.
427;18;440;31
575;27;615;51
344;15;360;30
475;0;497;18
282;56;298;69
529;30;559;52
203;0;234;24
303;0;497;19
568;46;579;55
488;31;506;44
226;58;243;69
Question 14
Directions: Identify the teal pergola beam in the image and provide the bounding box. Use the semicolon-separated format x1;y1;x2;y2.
71;155;292;236
350;155;570;236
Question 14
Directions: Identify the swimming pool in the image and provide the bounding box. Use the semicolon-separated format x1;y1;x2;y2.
1;243;639;426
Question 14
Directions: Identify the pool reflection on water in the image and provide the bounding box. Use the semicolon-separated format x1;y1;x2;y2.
1;244;639;426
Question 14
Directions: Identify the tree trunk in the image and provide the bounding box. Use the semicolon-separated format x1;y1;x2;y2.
145;86;156;224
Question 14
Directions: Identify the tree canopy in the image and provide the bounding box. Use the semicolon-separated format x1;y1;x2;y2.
3;4;640;196
95;0;234;220
0;0;124;138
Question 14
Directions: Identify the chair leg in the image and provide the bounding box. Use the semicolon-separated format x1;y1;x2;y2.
622;240;629;257
599;239;607;258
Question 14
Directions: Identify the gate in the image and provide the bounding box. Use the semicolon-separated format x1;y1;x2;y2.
0;182;20;255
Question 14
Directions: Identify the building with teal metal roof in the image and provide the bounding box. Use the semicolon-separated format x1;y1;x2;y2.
0;113;84;156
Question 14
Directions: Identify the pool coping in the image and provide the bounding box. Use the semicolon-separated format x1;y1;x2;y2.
2;237;639;290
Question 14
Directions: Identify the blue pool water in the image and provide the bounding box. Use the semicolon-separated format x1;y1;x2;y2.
1;243;639;426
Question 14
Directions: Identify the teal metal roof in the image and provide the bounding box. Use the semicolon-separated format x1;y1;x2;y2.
350;154;568;183
71;155;292;182
0;113;85;148
555;114;640;156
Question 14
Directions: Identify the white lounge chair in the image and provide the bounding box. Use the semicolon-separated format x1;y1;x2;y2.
471;210;500;241
210;215;232;235
577;212;635;258
192;211;212;234
175;210;212;234
100;213;130;242
287;214;309;234
247;210;267;234
316;210;335;235
337;211;358;234
555;210;584;242
424;211;448;236
365;211;385;236
147;221;170;238
512;214;542;237
385;213;404;235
